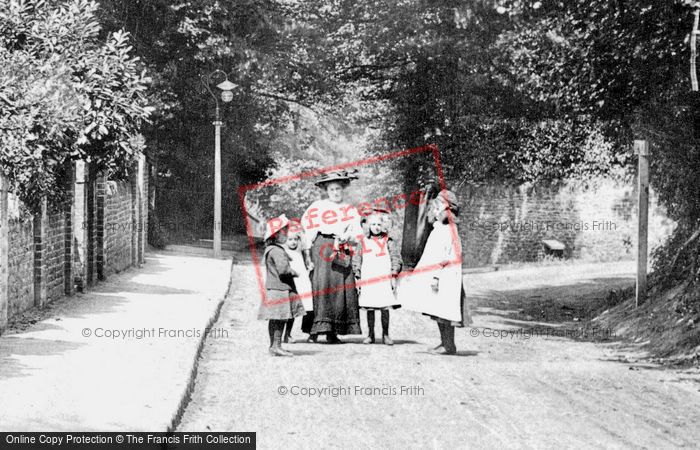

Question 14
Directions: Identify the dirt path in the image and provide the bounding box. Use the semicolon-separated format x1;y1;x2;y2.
177;260;700;449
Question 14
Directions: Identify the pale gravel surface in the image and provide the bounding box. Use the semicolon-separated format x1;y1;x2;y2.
0;252;231;431
178;260;700;449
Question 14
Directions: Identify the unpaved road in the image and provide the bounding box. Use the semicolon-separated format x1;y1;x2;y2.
178;260;700;449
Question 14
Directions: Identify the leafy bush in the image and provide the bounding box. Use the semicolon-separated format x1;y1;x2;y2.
0;0;151;212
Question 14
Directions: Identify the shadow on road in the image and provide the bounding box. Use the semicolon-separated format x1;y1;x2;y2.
469;267;635;343
415;350;480;357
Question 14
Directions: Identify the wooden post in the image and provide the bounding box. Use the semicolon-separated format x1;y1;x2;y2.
634;140;650;307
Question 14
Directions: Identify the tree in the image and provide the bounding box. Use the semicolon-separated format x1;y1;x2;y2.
94;0;341;237
0;0;151;211
280;0;624;189
496;0;700;300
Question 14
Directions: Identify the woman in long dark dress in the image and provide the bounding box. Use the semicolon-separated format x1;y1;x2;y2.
300;170;363;343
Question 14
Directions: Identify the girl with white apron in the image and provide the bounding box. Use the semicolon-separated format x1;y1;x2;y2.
352;210;402;345
398;190;471;354
283;232;313;343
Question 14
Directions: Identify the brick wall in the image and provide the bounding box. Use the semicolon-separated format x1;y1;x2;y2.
104;181;133;276
456;179;674;267
95;173;105;281
45;209;66;302
8;218;33;317
0;154;150;331
86;170;96;285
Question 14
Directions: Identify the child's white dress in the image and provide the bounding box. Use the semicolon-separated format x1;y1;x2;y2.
357;236;400;309
398;221;465;323
285;247;313;312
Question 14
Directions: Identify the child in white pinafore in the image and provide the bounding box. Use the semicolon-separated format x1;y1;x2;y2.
352;209;402;345
283;231;313;343
398;190;471;355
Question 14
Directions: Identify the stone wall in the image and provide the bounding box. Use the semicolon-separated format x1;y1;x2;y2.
456;179;674;268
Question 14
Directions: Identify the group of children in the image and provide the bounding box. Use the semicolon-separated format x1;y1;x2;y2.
258;189;469;357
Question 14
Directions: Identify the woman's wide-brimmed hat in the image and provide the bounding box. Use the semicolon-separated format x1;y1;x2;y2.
314;169;359;187
263;214;290;241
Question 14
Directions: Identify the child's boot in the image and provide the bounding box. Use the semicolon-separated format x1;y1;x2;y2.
268;321;275;349
429;323;446;353
431;324;456;355
270;321;292;357
363;310;375;344
443;325;457;355
381;309;393;345
283;318;295;344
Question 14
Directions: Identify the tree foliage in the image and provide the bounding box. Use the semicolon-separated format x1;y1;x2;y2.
21;0;693;296
0;0;151;211
496;0;700;288
281;0;626;189
271;0;700;295
93;0;336;235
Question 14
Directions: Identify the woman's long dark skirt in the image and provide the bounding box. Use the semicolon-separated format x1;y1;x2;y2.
309;235;362;335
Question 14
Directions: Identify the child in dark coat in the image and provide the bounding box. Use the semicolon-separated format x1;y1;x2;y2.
257;214;305;356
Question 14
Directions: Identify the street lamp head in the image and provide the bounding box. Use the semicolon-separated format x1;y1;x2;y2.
221;90;234;102
216;79;237;103
216;79;238;92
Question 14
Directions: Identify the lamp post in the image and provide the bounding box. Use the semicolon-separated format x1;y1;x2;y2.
202;70;237;258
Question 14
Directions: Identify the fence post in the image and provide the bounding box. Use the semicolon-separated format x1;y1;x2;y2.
0;174;9;333
634;140;650;307
33;198;48;307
